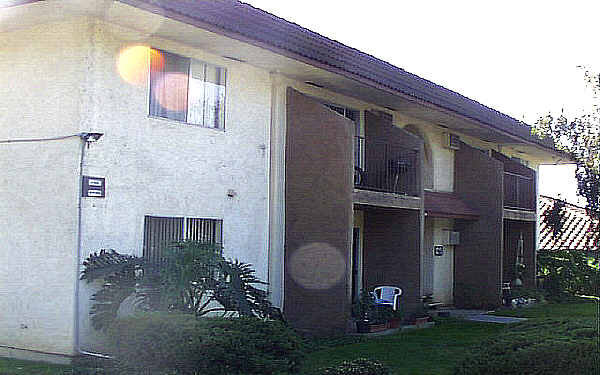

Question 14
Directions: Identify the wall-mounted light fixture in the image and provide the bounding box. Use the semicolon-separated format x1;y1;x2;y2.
80;132;104;142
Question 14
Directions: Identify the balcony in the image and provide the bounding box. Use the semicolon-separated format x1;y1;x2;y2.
354;136;419;196
504;172;535;210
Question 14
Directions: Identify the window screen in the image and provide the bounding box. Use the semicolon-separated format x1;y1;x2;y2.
143;216;222;261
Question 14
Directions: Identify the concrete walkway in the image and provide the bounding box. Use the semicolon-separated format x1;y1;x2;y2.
435;309;527;324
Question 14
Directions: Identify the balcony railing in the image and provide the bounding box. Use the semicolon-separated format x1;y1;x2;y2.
504;172;535;210
354;137;418;196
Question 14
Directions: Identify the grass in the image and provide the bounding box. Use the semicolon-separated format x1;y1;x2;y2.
301;297;599;374
489;296;598;319
300;320;505;374
1;298;597;375
0;358;70;375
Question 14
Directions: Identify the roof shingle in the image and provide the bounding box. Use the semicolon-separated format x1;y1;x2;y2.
539;195;598;251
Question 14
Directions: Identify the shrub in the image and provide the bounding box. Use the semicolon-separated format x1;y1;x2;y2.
453;318;599;374
82;242;279;330
318;358;391;375
537;249;599;300
107;312;305;375
352;290;394;324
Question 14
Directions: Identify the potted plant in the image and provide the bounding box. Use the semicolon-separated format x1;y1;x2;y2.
353;290;391;333
387;308;403;329
410;295;433;327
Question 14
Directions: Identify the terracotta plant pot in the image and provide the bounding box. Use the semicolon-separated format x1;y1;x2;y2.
356;321;388;333
414;316;429;327
368;323;388;332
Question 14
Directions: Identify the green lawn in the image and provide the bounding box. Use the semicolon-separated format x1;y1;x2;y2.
1;299;597;375
300;320;505;375
0;358;70;375
489;297;598;319
301;298;599;374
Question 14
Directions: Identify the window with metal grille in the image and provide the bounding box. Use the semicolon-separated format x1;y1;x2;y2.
143;216;223;262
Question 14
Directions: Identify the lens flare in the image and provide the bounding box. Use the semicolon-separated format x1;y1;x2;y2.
288;242;345;290
152;72;189;112
117;46;163;86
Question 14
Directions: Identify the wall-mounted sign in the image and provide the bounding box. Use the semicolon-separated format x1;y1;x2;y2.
434;245;444;256
82;176;105;198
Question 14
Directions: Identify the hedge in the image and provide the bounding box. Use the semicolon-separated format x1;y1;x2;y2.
107;312;305;375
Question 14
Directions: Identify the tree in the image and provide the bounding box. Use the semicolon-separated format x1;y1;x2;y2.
533;68;600;249
541;196;567;240
534;69;600;300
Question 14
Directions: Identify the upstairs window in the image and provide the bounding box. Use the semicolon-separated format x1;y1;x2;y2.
149;48;226;129
325;103;363;170
143;216;223;262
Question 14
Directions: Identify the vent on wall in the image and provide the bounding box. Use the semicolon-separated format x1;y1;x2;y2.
444;133;461;150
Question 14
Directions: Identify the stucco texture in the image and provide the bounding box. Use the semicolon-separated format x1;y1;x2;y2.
0;19;90;356
2;17;273;354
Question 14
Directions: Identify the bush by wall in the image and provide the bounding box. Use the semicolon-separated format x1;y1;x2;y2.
537;249;599;300
107;312;305;375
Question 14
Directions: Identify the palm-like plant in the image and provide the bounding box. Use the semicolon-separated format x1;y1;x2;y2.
80;242;277;330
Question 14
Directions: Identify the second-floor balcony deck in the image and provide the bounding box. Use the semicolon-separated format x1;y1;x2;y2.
353;136;419;197
491;150;537;212
504;171;535;211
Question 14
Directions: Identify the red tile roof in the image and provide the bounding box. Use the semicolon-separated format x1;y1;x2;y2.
424;191;479;220
539;195;598;251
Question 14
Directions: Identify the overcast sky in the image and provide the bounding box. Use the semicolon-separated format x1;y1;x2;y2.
246;0;595;205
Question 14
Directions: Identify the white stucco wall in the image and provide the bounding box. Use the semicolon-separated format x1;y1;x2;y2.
396;121;455;193
1;17;272;355
428;132;455;192
0;20;90;356
76;21;272;351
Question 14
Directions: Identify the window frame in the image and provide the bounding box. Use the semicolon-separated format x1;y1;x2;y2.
142;215;223;262
323;102;364;170
147;48;227;130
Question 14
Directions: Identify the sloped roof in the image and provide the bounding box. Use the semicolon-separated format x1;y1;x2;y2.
424;191;479;220
0;0;41;8
118;0;556;151
539;195;598;251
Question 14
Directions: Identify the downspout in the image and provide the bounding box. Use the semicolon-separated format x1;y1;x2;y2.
74;133;110;359
0;132;105;358
74;137;85;356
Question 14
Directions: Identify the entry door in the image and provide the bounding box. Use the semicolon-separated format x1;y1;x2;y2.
351;227;361;303
433;245;454;304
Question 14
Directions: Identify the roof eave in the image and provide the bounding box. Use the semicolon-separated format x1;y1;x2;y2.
112;1;573;157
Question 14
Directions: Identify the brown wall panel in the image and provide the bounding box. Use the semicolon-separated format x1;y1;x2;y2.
362;208;422;316
284;88;354;334
454;143;504;308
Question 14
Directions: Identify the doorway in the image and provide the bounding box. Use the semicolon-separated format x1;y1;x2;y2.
351;227;361;303
432;218;455;304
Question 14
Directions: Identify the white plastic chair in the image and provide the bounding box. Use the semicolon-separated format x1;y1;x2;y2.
371;286;402;310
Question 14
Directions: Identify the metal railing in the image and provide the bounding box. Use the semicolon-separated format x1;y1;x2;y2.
354;137;418;196
504;172;535;210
